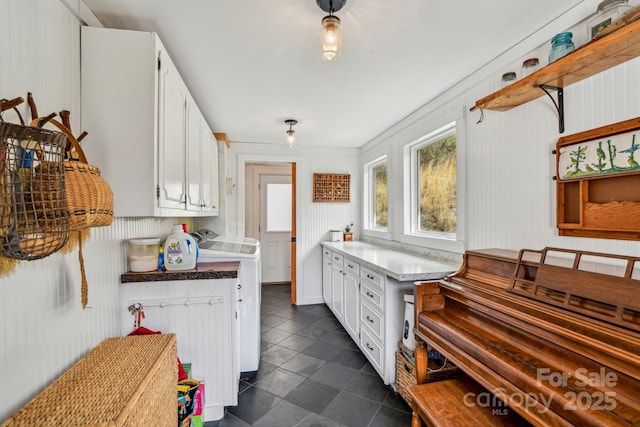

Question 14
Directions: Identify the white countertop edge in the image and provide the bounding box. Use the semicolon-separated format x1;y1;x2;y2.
321;241;461;282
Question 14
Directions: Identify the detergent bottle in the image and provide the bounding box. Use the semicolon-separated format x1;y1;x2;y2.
163;224;197;270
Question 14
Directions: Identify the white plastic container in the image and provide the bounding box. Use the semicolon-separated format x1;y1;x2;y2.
402;293;416;351
163;224;197;270
128;238;160;272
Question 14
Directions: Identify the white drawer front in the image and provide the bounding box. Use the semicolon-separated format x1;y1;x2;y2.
323;248;331;258
332;253;344;266
344;258;360;275
360;282;382;311
361;303;382;340
360;266;384;290
360;327;383;375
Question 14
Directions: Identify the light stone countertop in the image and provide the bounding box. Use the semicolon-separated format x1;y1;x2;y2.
321;241;461;282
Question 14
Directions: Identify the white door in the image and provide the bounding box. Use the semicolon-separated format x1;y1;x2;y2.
259;174;291;283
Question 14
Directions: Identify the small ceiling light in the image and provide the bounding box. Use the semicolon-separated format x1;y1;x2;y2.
285;119;298;148
317;0;346;61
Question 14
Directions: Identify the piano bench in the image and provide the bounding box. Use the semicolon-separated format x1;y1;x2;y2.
407;375;530;427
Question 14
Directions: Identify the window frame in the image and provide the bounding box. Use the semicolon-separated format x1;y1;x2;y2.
402;121;465;253
364;155;389;233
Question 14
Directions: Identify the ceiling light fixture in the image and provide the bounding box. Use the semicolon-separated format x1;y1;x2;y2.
317;0;346;61
285;119;298;148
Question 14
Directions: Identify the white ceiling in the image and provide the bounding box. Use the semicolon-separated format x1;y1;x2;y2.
83;0;583;148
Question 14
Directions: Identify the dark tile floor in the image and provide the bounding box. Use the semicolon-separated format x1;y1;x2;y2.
205;284;412;427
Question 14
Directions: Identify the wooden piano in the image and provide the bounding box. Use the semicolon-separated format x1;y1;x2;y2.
409;247;640;427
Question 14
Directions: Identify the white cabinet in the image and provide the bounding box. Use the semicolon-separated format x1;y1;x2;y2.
330;253;344;322
321;244;414;386
343;258;360;342
81;26;218;217
186;98;219;214
121;278;238;421
322;248;332;304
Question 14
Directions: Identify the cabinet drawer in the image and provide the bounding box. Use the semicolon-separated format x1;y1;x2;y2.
360;266;384;290
360;282;383;311
332;253;344;266
360;327;383;374
361;303;382;340
344;257;360;275
322;248;331;258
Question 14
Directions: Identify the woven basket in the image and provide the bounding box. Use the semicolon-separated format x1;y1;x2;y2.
31;118;113;230
396;345;462;407
1;334;178;426
0;121;70;260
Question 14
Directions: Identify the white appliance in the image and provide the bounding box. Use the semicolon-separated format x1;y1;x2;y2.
198;235;261;379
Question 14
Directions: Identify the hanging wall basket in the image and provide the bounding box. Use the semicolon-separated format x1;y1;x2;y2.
0;116;70;260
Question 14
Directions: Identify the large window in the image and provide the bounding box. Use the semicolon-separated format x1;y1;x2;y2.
364;156;388;231
408;122;457;239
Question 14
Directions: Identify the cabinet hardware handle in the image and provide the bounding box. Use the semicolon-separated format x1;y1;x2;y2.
367;274;374;280
366;316;374;323
366;292;374;298
366;343;374;351
334;257;340;261
348;264;353;268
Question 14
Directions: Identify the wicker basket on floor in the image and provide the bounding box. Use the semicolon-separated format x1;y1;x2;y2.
396;341;461;407
1;334;178;426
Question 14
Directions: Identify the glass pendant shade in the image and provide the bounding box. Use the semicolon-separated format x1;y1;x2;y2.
321;15;342;61
286;129;296;148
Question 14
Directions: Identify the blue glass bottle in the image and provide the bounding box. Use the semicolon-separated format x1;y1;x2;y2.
549;32;575;63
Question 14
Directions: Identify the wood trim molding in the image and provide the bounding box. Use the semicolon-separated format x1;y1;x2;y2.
213;132;230;148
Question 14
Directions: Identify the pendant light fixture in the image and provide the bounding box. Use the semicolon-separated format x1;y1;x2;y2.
285;119;298;148
317;0;346;61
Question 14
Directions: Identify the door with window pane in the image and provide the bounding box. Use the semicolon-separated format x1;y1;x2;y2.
259;175;292;283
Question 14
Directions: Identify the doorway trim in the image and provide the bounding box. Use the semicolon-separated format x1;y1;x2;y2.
238;153;300;304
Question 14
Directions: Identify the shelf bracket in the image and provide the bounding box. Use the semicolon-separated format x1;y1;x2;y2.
537;84;564;133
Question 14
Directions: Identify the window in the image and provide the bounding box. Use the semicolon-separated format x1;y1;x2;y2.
364;156;388;231
408;122;457;239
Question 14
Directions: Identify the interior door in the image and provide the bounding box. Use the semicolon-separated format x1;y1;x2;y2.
259;174;292;283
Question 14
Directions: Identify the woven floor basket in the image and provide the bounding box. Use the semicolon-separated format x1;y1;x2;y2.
396;342;461;407
1;334;178;426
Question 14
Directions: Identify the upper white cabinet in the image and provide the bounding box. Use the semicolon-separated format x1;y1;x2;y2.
81;27;218;217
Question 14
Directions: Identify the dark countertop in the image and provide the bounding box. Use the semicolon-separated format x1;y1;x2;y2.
121;261;239;283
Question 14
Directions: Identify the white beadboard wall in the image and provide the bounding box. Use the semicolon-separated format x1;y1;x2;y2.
226;143;361;305
0;1;183;420
361;0;640;259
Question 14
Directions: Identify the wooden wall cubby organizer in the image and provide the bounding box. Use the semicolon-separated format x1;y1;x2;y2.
313;173;350;202
556;116;640;240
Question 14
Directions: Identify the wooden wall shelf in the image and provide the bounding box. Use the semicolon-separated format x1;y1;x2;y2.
556;116;640;241
473;18;640;114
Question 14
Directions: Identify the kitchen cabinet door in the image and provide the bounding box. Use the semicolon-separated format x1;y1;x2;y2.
200;125;219;214
331;260;344;321
343;268;360;342
185;97;203;211
322;252;332;305
158;53;187;211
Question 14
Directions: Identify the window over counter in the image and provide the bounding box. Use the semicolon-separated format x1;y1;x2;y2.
404;121;463;251
364;156;388;231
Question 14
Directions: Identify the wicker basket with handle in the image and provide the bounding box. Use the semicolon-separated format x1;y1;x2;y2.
31;117;113;231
